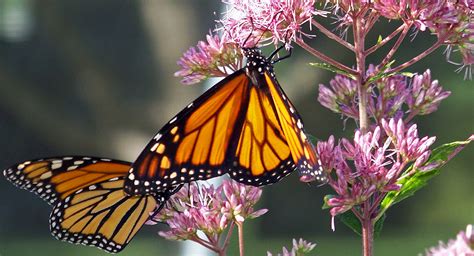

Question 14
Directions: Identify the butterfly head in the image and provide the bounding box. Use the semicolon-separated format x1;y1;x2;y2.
242;47;275;86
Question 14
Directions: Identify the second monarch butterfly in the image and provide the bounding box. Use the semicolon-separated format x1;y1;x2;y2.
3;156;182;253
124;47;327;196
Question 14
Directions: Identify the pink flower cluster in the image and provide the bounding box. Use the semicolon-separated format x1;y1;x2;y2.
318;68;451;121
424;224;474;255
318;118;436;220
151;179;266;244
219;0;321;47
175;0;472;85
174;34;243;85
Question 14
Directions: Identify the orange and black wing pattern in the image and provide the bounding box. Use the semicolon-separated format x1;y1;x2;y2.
125;70;251;194
3;156;130;205
125;47;326;195
3;157;180;253
229;48;326;185
49;176;158;253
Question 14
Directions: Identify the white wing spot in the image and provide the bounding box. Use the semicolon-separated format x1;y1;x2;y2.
51;162;62;169
154;133;162;140
150;143;159;152
297;119;303;129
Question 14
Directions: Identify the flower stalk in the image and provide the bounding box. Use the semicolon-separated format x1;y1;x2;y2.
237;222;245;256
169;1;472;255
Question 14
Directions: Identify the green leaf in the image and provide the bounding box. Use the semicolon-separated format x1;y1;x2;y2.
374;213;386;237
309;62;356;80
338;211;362;236
379;138;472;215
377;35;383;44
337;210;386;236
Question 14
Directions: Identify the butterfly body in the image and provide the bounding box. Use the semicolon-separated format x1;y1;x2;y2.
125;47;325;196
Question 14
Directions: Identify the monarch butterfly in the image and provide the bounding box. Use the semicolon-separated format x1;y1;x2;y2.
124;47;326;196
3;156;181;253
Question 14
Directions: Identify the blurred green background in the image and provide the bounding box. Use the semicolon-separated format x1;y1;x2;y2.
0;1;472;255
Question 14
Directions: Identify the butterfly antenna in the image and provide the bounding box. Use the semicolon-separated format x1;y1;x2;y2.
269;45;292;64
242;16;256;48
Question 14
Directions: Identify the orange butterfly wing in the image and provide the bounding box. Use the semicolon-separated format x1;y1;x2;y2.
50;176;158;253
125;71;250;194
125;47;325;195
3;157;180;253
263;72;325;182
3;156;130;205
229;67;325;185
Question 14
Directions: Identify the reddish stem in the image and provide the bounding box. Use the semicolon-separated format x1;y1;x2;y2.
353;15;369;134
221;222;235;254
311;19;355;51
387;39;444;74
296;37;357;75
377;23;411;71
190;236;220;253
361;210;374;256
364;11;380;34
237;222;245;256
366;23;406;55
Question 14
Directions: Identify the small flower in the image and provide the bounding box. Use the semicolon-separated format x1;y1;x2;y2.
318;74;359;119
175;33;243;85
372;0;426;20
221;179;268;223
327;0;371;15
368;68;410;119
267;238;317;256
406;69;451;115
318;126;404;223
151;179;267;244
220;0;322;47
424;224;474;256
381;118;436;168
447;20;474;79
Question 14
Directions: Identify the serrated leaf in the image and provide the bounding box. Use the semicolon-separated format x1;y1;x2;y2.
379;138;471;215
309;62;356;80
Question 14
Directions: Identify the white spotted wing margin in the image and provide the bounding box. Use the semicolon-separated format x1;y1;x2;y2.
49;176;159;254
2;156;124;205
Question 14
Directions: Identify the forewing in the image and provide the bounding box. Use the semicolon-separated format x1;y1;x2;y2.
3;156;131;205
126;71;250;194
